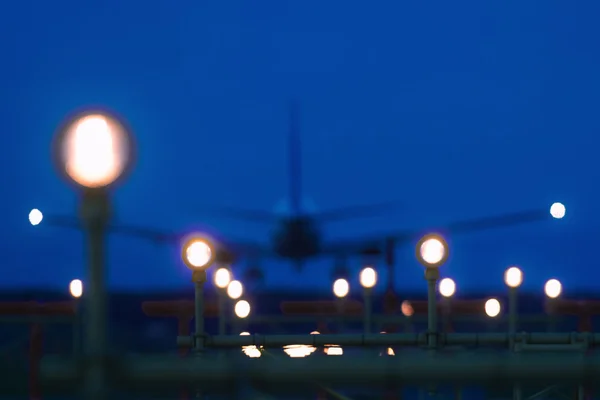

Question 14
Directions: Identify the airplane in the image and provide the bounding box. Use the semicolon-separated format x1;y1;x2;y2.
34;102;566;289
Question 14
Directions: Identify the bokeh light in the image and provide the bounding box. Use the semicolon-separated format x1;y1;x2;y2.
333;278;349;298
359;267;377;289
234;300;251;318
417;234;448;268
69;279;83;298
183;239;213;269
485;298;501;317
240;332;262;358
227;280;243;300
544;279;562;299
214;268;231;289
504;267;523;288
550;202;566;219
29;209;43;226
438;278;456;297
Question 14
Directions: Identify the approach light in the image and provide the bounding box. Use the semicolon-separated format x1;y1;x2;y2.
234;300;251;318
438;278;456;297
227;280;243;300
359;267;377;289
69;279;83;298
52;110;135;189
485;298;501;317
181;235;215;271
214;267;231;289
550;202;566;219
416;233;449;268
333;278;349;298
504;266;523;288
544;279;562;299
29;209;43;226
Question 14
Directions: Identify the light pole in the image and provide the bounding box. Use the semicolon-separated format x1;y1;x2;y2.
332;278;349;333
438;277;456;332
52;108;135;400
181;234;216;354
504;266;523;335
544;278;562;331
415;233;449;350
359;266;377;334
214;267;232;335
69;279;83;356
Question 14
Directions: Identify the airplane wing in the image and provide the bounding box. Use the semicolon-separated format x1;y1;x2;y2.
41;215;271;262
321;208;556;256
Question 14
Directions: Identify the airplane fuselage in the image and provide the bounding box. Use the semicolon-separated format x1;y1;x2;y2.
271;217;321;260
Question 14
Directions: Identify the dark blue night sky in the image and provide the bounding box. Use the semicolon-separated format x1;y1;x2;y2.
2;1;599;295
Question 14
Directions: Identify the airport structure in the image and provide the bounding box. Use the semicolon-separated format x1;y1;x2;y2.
2;108;596;400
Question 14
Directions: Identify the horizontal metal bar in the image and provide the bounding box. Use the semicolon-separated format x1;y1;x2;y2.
176;332;600;349
0;316;76;324
40;352;600;389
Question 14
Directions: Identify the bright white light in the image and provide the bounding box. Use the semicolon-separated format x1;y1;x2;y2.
214;268;231;289
485;298;501;317
544;279;562;299
325;345;343;356
438;278;456;297
62;114;130;188
69;279;83;298
234;300;251;318
419;237;447;266
29;209;43;226
550;202;566;219
240;332;261;358
284;344;316;358
333;278;349;298
504;267;523;288
227;280;243;300
185;240;212;269
359;267;377;289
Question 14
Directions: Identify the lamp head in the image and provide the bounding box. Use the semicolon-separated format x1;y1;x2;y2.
504;266;523;288
359;266;377;289
52;108;135;190
181;235;215;271
416;233;449;268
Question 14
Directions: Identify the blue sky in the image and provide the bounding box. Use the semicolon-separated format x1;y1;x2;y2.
1;0;599;295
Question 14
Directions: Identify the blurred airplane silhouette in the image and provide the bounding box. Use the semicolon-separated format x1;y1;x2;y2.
36;102;565;287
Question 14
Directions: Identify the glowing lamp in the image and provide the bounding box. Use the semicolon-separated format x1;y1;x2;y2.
485;298;501;317
504;267;523;288
69;279;83;298
550;202;566;219
181;235;215;271
416;233;449;268
234;300;251;318
227;280;243;300
438;278;456;297
29;209;43;226
52;110;135;189
214;267;232;289
333;278;349;298
359;267;377;289
544;279;562;299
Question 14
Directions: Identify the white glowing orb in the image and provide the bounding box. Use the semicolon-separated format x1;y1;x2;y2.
234;300;251;318
227;280;243;300
214;268;231;289
504;267;523;288
419;238;446;266
332;278;349;298
544;279;562;299
185;240;213;269
69;279;83;298
359;267;377;289
62;114;131;188
550;202;566;219
485;298;501;317
438;278;456;297
29;209;43;226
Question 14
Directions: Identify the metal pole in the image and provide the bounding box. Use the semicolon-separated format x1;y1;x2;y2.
363;288;372;335
425;268;439;350
218;290;226;335
80;189;111;400
509;287;518;335
73;299;81;356
192;271;207;354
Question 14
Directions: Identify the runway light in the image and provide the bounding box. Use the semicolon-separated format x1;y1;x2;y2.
485;298;501;317
69;279;83;298
234;300;251;318
214;268;231;289
416;233;449;268
550;202;566;219
544;279;562;299
401;300;414;317
181;236;215;271
324;344;343;355
240;332;262;358
53;111;135;189
227;280;243;300
438;278;456;297
359;267;377;289
504;266;523;288
333;278;349;298
29;209;43;226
